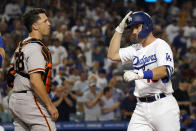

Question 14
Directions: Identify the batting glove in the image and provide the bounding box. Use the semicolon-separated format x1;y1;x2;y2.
123;70;144;82
115;11;132;33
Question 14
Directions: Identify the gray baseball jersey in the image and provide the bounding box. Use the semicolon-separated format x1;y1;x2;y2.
9;37;56;131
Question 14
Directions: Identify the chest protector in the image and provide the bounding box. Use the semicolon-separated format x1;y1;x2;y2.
8;38;52;93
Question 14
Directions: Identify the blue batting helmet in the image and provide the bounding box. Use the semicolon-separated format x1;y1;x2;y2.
126;11;153;39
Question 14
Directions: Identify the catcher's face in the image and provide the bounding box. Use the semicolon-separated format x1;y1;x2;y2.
34;13;51;36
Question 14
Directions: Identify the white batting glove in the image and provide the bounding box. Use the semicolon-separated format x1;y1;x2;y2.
123;70;144;82
115;11;132;33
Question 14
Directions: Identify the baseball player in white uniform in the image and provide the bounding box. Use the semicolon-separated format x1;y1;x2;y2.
8;8;58;131
108;11;180;131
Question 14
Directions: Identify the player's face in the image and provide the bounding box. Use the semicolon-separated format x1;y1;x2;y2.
36;13;51;36
127;24;143;43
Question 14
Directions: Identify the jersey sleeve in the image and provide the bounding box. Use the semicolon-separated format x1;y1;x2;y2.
119;45;136;64
25;44;46;74
156;41;174;68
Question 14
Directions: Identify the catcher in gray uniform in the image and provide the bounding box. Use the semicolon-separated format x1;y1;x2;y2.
8;8;58;131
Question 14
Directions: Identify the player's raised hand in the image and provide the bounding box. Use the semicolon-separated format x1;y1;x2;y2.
116;11;132;33
123;70;144;82
47;104;59;121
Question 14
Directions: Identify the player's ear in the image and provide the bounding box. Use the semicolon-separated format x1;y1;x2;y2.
32;23;39;31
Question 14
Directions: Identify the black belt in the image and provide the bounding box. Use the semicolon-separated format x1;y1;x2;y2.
14;90;29;93
138;93;166;103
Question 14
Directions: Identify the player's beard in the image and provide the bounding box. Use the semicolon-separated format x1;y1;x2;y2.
41;26;51;36
45;27;51;36
125;32;139;44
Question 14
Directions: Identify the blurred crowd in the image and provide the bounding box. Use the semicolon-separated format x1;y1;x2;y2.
0;0;196;129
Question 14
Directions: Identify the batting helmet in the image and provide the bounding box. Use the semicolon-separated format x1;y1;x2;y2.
126;11;153;39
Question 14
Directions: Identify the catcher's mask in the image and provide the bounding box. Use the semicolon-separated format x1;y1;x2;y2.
126;11;153;39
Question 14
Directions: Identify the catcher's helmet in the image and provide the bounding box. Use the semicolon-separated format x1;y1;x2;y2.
126;11;153;39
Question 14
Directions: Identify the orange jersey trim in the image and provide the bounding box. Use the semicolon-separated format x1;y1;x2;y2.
33;96;51;131
28;68;45;74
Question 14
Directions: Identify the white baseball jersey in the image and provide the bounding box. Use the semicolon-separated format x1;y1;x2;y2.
11;37;46;92
119;38;174;97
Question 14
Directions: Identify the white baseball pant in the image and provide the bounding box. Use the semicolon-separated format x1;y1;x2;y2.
127;94;180;131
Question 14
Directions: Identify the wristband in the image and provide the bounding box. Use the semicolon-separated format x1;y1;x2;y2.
0;36;3;48
143;70;153;79
165;65;173;78
115;26;124;33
